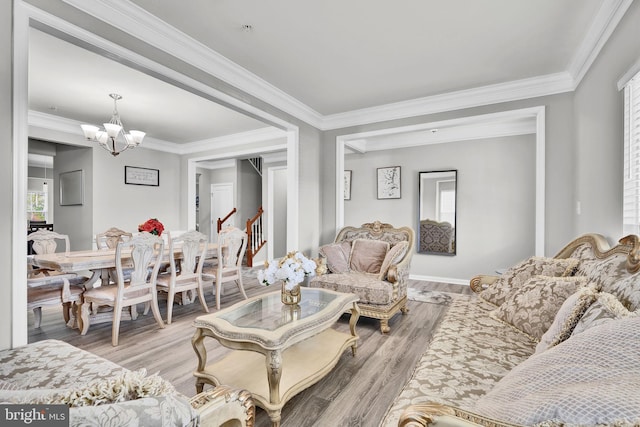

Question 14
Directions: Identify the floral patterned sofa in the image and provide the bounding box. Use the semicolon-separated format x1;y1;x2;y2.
0;339;254;427
381;233;640;427
310;221;415;333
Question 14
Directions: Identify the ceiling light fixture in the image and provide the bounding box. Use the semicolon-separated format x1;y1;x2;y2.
80;93;145;156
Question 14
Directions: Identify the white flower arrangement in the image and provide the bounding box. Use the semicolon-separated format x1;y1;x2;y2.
257;251;317;290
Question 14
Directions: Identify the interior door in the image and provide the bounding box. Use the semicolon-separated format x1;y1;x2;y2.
210;183;234;242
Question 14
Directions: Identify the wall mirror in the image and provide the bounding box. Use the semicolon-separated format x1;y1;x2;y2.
419;170;457;255
59;169;84;206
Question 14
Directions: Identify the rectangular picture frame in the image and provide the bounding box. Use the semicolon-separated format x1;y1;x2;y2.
344;170;352;200
59;169;84;206
125;166;159;186
377;166;401;199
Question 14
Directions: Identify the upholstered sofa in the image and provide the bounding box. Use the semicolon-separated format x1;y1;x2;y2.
381;233;640;427
310;221;414;333
0;339;254;427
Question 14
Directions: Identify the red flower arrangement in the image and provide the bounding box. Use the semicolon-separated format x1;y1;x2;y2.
138;218;164;236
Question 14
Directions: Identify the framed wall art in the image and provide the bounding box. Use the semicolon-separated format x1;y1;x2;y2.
377;166;401;199
59;169;84;206
125;166;159;186
344;170;352;200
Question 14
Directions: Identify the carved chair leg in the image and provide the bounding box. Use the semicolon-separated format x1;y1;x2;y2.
380;319;390;334
62;302;71;324
401;305;409;314
33;307;42;328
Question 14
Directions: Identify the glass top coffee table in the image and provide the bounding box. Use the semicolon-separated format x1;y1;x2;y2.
192;287;360;427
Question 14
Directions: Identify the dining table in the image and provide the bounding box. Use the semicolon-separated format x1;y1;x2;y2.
28;242;220;333
28;242;219;289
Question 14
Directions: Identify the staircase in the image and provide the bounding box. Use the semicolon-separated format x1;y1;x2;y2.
246;206;266;267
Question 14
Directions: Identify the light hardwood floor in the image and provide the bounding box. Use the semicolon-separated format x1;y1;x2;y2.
28;273;472;427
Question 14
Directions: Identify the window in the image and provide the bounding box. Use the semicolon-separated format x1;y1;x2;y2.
437;180;456;225
623;70;640;235
27;190;48;222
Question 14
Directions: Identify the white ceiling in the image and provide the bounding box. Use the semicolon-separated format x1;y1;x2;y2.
27;0;626;149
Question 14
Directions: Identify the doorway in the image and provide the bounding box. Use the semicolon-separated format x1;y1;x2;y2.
210;183;234;242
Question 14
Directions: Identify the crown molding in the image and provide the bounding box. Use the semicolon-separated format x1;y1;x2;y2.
322;73;572;130
196;159;236;170
568;0;634;87
61;0;325;129
179;127;287;155
54;0;633;132
357;118;536;153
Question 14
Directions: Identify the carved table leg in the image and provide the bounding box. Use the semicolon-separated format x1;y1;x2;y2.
265;349;283;426
349;302;360;356
191;328;208;393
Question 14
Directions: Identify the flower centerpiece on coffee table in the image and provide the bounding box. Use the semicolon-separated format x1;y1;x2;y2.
138;218;164;236
258;251;317;305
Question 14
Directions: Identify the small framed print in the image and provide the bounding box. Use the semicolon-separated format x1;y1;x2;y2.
377;166;401;199
344;170;352;200
125;166;159;186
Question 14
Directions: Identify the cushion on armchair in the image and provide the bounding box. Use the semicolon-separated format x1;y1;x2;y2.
319;241;352;273
378;241;409;280
349;239;389;274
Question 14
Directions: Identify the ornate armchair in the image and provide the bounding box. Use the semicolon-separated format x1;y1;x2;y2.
310;221;415;333
420;219;454;254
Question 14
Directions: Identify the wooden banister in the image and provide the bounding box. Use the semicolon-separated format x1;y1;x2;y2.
246;206;266;267
217;208;237;233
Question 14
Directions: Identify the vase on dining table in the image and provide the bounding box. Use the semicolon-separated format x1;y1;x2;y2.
281;281;302;305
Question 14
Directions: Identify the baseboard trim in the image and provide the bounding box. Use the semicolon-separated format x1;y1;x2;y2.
409;275;468;287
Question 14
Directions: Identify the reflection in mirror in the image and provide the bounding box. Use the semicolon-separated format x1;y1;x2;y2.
419;170;457;255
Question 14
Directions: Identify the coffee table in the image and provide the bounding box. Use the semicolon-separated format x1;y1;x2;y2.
191;287;360;426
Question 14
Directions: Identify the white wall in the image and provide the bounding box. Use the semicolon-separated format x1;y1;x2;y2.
345;135;535;280
1;0;14;350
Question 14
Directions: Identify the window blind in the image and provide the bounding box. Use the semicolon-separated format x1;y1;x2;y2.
623;72;640;235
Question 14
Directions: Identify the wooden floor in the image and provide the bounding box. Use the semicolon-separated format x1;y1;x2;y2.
29;273;472;427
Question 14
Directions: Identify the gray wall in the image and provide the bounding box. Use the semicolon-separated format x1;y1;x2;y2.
54;145;93;250
322;93;576;267
238;159;262;228
573;1;640;240
345;135;535;280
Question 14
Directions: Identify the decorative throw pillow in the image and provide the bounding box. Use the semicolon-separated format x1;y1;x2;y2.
28;369;175;407
349;239;390;274
474;316;640;426
377;241;409;280
490;275;587;341
600;273;640;312
571;292;638;337
319;241;352;273
479;256;579;307
534;283;598;354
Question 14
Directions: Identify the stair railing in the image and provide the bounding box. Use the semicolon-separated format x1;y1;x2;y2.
246;206;266;267
217;208;237;233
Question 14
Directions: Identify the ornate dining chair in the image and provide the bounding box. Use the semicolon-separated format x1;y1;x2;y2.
95;227;133;284
202;226;248;310
80;232;166;346
27;230;86;328
156;230;209;324
96;227;133;249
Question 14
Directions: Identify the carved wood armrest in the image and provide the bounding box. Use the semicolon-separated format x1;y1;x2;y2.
399;403;521;427
190;385;255;427
469;274;499;293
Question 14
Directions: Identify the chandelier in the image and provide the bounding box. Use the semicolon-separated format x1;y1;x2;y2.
80;93;145;156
